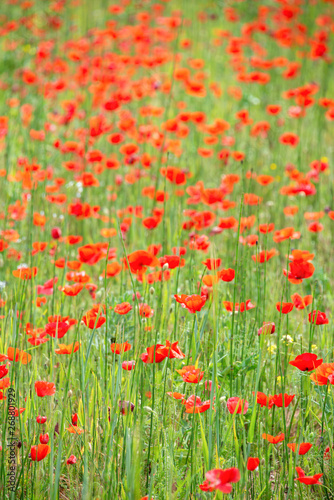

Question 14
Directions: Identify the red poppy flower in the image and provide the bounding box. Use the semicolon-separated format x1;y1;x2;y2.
176;365;204;383
227;397;248;414
271;393;295;408
202;258;221;270
111;342;131;354
295;467;323;485
223;300;255;313
60;283;84;296
141;344;167;364
35;381;56;397
12;266;38;280
247;457;260;471
157;341;185;359
284;260;315;284
308;310;329;325
262;433;285;444
174;294;206;313
124;250;160;273
31;444;51;462
252;249;278;263
253;391;274;409
0;365;8;379
139;303;154;318
287;443;312;455
257;322;275;336
291;293;313;310
276;302;294;314
114;302;132;315
7;347;31;365
67;455;77;465
82;307;106;329
55;342;80;355
205;467;240;493
289;353;323;371
310;363;334;385
218;268;235;282
184;395;211;414
122;360;135;371
45;321;70;339
167;392;185;401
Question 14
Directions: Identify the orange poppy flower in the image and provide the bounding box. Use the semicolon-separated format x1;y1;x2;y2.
55;342;80;355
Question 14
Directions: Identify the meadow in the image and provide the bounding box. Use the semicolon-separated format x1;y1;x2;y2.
0;0;334;498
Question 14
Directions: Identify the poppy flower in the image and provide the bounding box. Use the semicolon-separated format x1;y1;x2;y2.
310;363;334;385
7;347;31;364
253;392;274;409
114;302;132;315
174;294;206;313
45;321;70;339
202;258;221;270
124;250;160;274
111;342;131;354
82;307;106;329
138;303;154;318
291;293;313;310
247;457;260;471
262;433;285;444
227;397;248;414
199;479;215;492
13;266;38;280
308;310;329;325
289;353;323;371
67;426;84;434
276;302;294;314
279;132;299;147
0;365;8;379
218;268;235;282
157;341;185;359
287;443;312;455
122;361;135;371
36;416;47;424
35;381;56;397
271;393;295;408
184;395;211;414
295;467;323;485
55;342;80;355
60;283;84;296
167;392;185;401
141;344;167;364
252;249;278;263
205;467;240;493
67;455;77;465
31;444;51;462
284;259;315;284
223;300;255;313
176;365;204;383
257;322;275;336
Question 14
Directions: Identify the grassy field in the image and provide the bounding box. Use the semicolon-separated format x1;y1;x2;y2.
0;0;334;498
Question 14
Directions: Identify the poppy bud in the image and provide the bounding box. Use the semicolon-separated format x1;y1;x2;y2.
68;390;73;397
71;413;78;426
36;415;47;424
149;287;155;295
162;263;169;271
51;227;61;240
39;433;49;444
